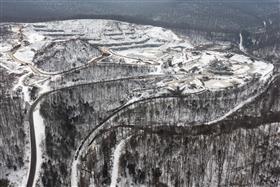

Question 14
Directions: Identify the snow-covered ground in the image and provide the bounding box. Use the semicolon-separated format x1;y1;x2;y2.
32;103;46;187
110;137;131;187
0;22;53;186
6;120;31;187
30;81;51;187
3;19;274;95
206;73;276;125
13;71;32;103
71;159;79;187
0;19;276;186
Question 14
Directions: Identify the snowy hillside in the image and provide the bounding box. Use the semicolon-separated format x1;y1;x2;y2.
0;19;278;187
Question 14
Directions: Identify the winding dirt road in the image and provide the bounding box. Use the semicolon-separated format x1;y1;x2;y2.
8;35;274;187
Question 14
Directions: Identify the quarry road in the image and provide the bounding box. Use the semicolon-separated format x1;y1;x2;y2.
110;136;132;187
9;43;159;80
25;72;178;187
10;47;121;187
26;92;46;187
15;37;274;186
70;73;279;187
8;50;108;77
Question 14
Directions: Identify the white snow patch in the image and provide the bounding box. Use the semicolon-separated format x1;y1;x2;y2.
89;172;96;187
204;79;231;90
110;137;131;187
25;30;45;44
206;75;275;125
0;62;17;73
0;53;24;74
38;80;51;95
0;45;11;52
145;27;180;41
13;72;32;103
6;169;27;187
233;65;250;75
118;47;163;60
71;159;79;187
13;47;35;63
32;103;46;187
252;61;274;81
230;54;251;63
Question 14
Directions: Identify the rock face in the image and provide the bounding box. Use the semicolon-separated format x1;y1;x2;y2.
0;19;279;187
